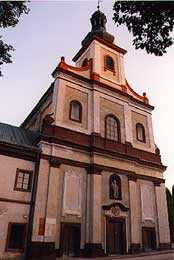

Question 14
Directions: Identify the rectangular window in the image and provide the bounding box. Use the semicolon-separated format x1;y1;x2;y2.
14;169;33;192
6;223;26;252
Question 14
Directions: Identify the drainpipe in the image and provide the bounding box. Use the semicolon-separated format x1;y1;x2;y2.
24;150;41;259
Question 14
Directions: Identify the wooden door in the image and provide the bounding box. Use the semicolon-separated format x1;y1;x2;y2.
106;218;125;255
61;223;80;257
142;227;156;251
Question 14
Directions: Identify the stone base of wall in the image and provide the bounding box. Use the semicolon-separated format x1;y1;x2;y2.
129;243;141;254
26;242;56;259
82;243;106;258
159;243;171;250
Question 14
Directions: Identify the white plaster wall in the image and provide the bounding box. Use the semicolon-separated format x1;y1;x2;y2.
0;202;29;252
0;155;35;201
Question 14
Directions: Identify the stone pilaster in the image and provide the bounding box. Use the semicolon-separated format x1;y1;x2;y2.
84;167;105;257
155;183;171;250
124;103;133;144
128;177;141;253
92;91;100;134
44;159;60;243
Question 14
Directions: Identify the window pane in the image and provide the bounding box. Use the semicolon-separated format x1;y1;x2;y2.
17;177;23;182
71;102;81;121
18;172;23;178
16;183;22;189
106;57;114;70
23;184;28;190
106;116;118;141
23;178;29;185
137;124;145;141
24;173;29;179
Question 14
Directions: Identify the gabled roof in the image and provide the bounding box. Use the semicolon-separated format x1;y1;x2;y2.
0;122;39;149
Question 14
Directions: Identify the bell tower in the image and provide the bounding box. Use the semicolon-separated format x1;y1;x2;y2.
73;8;127;89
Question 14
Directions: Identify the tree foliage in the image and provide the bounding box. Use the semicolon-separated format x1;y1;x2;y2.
166;188;174;242
0;1;29;76
113;1;174;56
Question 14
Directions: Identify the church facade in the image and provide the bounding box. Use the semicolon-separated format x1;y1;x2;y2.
0;9;171;259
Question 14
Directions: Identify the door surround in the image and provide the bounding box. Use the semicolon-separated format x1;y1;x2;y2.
59;222;81;257
5;222;27;252
105;216;126;255
142;226;156;251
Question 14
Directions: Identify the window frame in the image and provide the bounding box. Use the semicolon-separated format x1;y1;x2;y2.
105;114;121;142
104;55;115;74
14;168;33;192
136;123;146;143
5;222;27;252
69;100;82;123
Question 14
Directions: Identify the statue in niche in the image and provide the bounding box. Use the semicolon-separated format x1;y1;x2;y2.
110;174;121;200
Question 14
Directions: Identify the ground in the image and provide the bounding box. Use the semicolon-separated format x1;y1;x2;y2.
58;251;174;260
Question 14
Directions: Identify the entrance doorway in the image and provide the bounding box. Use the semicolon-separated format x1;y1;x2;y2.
106;217;126;255
6;223;26;251
142;227;156;251
60;223;81;257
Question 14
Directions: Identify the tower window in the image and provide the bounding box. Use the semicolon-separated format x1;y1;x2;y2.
105;114;120;142
105;55;115;71
69;100;82;123
136;123;146;143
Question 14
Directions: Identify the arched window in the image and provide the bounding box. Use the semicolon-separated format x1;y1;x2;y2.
105;114;120;142
81;58;88;67
69;100;82;123
136;123;146;143
109;174;122;200
105;55;114;71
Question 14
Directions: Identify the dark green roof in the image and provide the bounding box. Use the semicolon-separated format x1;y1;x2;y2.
0;122;39;149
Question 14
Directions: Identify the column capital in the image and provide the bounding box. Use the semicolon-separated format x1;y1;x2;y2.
128;175;137;182
49;157;61;168
86;164;102;175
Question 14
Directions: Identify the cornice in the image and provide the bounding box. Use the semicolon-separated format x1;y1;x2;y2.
40;124;166;171
72;35;127;62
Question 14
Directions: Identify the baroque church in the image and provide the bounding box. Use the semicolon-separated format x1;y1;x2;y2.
0;8;171;259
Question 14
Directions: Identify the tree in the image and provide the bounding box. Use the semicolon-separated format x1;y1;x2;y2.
0;1;29;76
113;1;174;56
166;188;174;243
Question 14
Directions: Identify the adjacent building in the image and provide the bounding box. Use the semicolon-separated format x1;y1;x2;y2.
0;8;171;259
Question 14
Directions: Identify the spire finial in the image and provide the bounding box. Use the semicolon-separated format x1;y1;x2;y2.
97;0;101;10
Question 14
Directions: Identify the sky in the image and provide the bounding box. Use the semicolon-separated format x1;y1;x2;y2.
0;0;173;191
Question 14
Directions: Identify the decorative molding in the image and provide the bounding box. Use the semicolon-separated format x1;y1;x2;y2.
0;197;31;205
102;202;129;212
63;172;82;216
41;124;166;171
73;35;127;62
55;67;154;110
41;154;165;184
0;207;8;216
49;157;61;168
128;175;137;182
86;164;102;175
0;142;38;162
